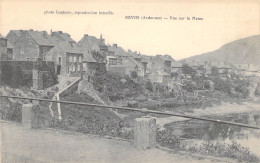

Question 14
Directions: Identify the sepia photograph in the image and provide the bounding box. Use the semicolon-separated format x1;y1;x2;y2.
0;0;260;162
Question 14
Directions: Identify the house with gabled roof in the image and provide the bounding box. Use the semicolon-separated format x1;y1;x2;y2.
45;41;96;77
51;30;76;45
106;44;145;77
150;55;174;74
6;30;23;45
7;29;57;61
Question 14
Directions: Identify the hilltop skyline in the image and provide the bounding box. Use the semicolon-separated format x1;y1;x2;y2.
0;0;259;60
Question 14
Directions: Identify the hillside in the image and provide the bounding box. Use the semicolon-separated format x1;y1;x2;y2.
182;35;260;65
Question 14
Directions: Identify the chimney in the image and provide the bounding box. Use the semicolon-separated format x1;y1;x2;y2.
113;44;117;48
29;29;33;31
58;31;62;34
84;34;88;37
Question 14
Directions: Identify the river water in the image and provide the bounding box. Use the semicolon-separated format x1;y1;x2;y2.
165;111;260;156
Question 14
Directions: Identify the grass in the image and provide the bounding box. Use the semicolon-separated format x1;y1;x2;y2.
183;141;260;163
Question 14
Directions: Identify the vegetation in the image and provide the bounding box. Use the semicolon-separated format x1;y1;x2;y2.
181;64;195;77
184;141;260;163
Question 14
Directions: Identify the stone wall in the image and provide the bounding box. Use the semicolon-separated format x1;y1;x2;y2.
0;61;57;89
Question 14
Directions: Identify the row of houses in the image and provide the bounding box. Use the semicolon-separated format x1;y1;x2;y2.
0;29;177;83
1;29;259;90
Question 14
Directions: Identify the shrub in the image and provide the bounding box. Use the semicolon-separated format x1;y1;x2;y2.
157;130;181;149
145;80;153;92
184;141;260;163
130;71;138;79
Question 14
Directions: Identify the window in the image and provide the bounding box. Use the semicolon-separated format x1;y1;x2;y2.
69;55;73;62
58;57;61;65
74;56;77;62
79;55;83;63
109;58;117;65
78;65;81;71
43;47;48;54
1;39;7;47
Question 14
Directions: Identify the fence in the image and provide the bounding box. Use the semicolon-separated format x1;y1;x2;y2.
1;95;260;150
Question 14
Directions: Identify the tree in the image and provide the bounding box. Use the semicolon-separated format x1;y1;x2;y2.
145;80;153;92
130;71;138;79
181;64;195;77
92;51;108;92
211;66;219;76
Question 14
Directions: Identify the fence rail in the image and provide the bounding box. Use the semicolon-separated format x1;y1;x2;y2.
0;95;260;130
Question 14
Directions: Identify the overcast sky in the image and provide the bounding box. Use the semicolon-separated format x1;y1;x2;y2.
0;0;259;60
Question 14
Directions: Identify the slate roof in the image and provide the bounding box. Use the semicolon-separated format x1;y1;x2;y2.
129;51;142;59
27;30;57;46
77;35;106;52
6;30;24;44
128;57;143;68
52;31;75;43
156;55;175;62
8;30;23;38
108;45;131;57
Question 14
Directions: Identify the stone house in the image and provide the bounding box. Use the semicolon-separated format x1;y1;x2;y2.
171;61;183;80
107;44;145;77
45;41;83;76
7;30;57;61
150;55;173;75
107;56;145;77
82;51;97;81
147;70;171;86
129;50;148;75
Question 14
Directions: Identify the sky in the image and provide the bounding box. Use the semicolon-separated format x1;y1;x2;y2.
0;0;259;60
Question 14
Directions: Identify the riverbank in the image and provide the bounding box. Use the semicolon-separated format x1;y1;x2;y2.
156;99;260;130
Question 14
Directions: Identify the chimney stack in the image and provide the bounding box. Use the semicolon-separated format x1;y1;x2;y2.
113;44;117;48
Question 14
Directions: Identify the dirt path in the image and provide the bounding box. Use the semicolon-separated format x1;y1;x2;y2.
1;121;230;163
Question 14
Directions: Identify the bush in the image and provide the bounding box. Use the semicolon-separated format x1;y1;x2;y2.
130;71;138;79
157;130;181;149
145;80;153;92
184;141;260;163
